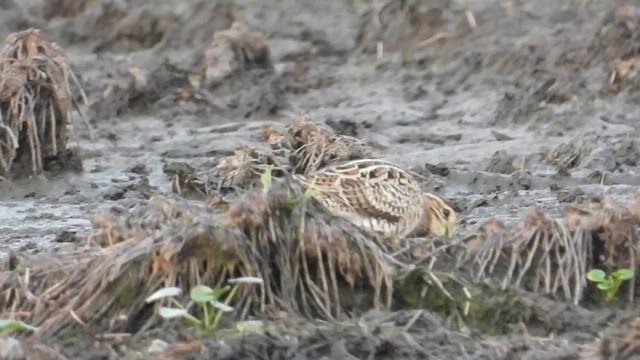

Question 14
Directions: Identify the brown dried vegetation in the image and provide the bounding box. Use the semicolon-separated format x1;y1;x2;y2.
0;28;86;179
458;196;640;304
0;180;395;338
164;117;372;197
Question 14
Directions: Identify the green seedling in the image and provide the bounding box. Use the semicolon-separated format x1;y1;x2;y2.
0;319;37;333
586;268;634;301
260;166;273;194
146;277;263;334
303;178;318;199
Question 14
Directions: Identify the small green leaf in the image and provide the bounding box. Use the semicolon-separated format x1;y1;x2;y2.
0;319;37;332
190;285;215;303
260;167;272;192
210;286;231;298
158;307;188;319
190;285;230;303
210;300;234;312
304;187;317;199
596;282;610;291
145;287;182;303
613;269;634;280
587;269;606;282
228;277;264;285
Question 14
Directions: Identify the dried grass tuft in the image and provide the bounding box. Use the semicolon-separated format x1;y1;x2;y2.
0;179;394;338
165;116;373;197
458;197;640;304
257;117;372;174
0;28;87;178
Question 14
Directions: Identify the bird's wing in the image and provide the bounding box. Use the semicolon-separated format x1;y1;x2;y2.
295;160;424;222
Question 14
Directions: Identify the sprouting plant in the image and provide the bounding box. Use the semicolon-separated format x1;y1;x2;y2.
303;178;318;199
260;166;272;193
285;188;297;205
0;319;37;333
304;187;317;199
284;178;316;205
586;268;634;301
145;277;263;334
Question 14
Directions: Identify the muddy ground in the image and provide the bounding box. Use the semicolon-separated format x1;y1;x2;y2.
1;0;640;359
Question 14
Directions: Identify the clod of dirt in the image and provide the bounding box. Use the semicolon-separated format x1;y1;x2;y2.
93;7;179;53
91;61;200;120
545;140;592;175
41;0;100;19
424;162;450;177
54;230;79;243
325;118;362;137
588;4;640;96
493;91;553;127
39;0;237;55
200;22;284;118
493;75;584;128
38;0;129;49
163;161;221;200
92;22;285;119
488;150;521;174
127;163;149;175
162;2;235;48
0;28;86;179
356;0;460;56
590;4;640;64
95;66;177;118
101;176;155;201
509;170;534;190
43;148;83;173
570;138;640;174
203;22;272;87
556;188;594;204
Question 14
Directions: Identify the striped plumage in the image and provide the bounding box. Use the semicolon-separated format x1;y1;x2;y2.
293;159;456;239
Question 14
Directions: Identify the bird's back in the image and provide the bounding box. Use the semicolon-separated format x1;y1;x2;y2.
293;159;425;238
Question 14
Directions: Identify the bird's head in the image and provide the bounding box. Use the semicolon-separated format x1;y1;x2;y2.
421;193;457;238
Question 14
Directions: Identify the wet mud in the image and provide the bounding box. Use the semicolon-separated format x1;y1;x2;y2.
1;0;640;359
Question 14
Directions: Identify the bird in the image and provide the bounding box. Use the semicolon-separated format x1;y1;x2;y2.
292;159;456;240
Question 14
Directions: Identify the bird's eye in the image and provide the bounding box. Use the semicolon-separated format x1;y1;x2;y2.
442;209;451;217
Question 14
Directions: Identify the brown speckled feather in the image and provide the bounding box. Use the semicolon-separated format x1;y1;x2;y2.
294;159;426;238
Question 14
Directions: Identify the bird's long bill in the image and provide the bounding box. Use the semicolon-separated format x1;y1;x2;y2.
432;218;453;238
